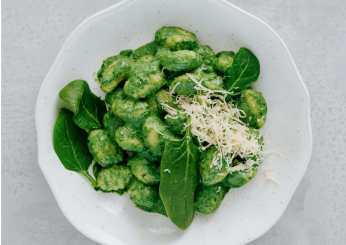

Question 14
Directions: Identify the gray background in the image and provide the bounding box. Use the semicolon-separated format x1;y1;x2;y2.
2;0;346;244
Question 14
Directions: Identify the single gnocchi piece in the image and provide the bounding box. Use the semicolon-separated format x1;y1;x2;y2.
213;51;235;74
223;168;258;188
198;147;228;186
87;129;124;165
195;183;230;214
145;88;174;114
141;113;178;157
168;73;196;95
124;59;166;100
97;54;133;93
103;110;124;142
131;41;160;61
234;88;268;128
104;87;127;106
127;178;167;216
170;71;224;95
155;26;199;51
160;50;202;72
114;123;145;152
193;45;216;66
127;156;160;185
96;164;132;192
112;97;151;127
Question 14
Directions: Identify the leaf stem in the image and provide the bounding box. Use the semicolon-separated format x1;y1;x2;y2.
228;91;243;96
82;171;97;187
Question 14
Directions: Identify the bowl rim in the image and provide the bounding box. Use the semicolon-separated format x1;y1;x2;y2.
35;0;313;244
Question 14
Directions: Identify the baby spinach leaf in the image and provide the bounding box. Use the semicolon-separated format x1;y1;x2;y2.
159;118;199;230
58;80;87;109
224;47;260;93
59;80;107;130
53;108;97;187
72;93;106;130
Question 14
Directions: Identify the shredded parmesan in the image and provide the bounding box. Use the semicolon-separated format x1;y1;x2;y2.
258;168;280;186
164;115;178;120
169;82;180;98
161;102;177;115
153;126;163;135
163;73;264;174
197;64;208;73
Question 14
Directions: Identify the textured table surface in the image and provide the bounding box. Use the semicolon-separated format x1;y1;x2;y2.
2;0;346;244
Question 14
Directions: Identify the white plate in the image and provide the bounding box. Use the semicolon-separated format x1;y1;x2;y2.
35;0;312;244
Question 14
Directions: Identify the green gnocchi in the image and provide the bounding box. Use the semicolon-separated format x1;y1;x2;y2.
53;26;268;230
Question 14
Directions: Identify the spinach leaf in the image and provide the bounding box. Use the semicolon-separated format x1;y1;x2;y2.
92;162;126;195
59;80;107;130
224;47;260;93
73;93;106;130
159;118;199;230
53;108;97;187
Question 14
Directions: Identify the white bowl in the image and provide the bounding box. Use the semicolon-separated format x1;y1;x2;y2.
35;0;312;244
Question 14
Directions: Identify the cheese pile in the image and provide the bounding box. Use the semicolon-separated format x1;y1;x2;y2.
164;74;263;173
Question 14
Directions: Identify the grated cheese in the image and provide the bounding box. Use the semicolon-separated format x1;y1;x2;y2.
161;103;177;115
169;82;180;98
153;125;164;135
164;115;178;120
164;73;264;173
258;168;280;186
197;64;208;73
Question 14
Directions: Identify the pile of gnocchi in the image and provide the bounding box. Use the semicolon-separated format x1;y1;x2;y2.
53;26;267;230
